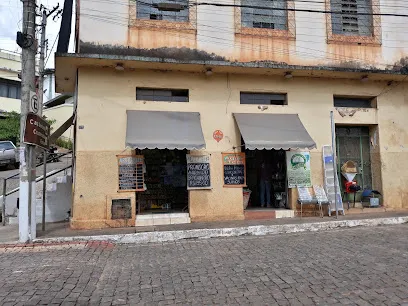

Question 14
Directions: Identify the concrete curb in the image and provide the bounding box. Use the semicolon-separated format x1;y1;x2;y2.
33;216;408;245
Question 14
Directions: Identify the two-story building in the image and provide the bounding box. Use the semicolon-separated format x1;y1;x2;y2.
55;0;408;229
0;50;22;113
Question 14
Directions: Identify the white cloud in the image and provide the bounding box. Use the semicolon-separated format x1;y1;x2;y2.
0;0;75;68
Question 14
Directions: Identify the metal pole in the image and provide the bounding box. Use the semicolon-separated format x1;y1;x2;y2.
42;151;47;231
28;148;33;233
38;9;47;114
19;0;37;243
330;111;339;219
39;9;47;233
2;179;6;226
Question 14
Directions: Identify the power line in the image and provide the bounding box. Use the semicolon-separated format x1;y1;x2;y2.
45;34;59;66
79;0;408;11
81;13;408;60
192;2;408;17
376;75;408;98
97;0;408;17
81;13;400;69
79;8;408;40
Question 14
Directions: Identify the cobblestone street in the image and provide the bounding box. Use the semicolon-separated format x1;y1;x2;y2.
0;225;408;305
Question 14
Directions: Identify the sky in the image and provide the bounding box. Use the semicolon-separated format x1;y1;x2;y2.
0;0;75;69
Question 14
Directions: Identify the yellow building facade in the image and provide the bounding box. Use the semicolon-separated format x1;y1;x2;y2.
55;0;408;229
56;64;405;229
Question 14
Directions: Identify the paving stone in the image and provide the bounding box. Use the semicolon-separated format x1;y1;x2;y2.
0;225;408;304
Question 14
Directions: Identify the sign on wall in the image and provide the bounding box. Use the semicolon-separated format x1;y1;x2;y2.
286;152;312;188
118;155;144;192
186;154;211;190
222;152;246;187
213;130;224;143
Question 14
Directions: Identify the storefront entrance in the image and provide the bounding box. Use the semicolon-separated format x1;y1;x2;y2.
125;110;206;226
245;149;288;209
233;112;316;217
137;149;188;214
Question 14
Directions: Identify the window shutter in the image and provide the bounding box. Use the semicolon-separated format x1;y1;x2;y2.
331;0;343;34
241;0;287;30
357;0;373;36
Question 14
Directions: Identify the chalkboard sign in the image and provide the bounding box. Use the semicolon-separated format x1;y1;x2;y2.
224;164;245;185
118;155;144;192
186;154;211;190
222;152;246;187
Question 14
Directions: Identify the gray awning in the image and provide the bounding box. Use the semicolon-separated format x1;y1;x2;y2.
233;113;316;150
126;111;205;150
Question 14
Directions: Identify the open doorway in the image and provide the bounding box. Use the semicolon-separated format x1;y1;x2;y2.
245;147;288;209
136;149;188;215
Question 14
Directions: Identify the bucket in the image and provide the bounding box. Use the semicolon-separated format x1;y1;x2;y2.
243;190;251;209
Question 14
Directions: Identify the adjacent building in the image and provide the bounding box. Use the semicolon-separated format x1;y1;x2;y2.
0;50;21;113
55;0;408;229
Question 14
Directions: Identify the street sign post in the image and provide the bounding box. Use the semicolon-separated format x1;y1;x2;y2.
23;113;50;150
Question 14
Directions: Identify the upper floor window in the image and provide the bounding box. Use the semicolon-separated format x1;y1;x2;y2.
334;97;375;108
136;87;189;102
241;0;287;30
240;92;287;105
330;0;373;36
136;0;189;22
0;79;21;100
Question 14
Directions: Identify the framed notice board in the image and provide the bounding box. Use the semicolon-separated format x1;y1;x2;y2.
222;152;246;187
117;155;144;192
186;154;211;190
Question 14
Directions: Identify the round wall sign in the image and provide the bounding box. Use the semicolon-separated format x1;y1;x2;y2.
213;130;224;142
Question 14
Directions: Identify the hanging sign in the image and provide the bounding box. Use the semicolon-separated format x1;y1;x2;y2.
117;155;144;192
286;152;312;188
186;154;211;190
23;113;50;150
222;152;246;187
213;130;224;142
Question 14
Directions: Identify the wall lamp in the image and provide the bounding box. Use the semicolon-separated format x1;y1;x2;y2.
115;63;125;71
284;71;293;79
205;68;213;76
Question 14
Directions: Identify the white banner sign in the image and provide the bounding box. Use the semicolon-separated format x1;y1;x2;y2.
286;152;312;188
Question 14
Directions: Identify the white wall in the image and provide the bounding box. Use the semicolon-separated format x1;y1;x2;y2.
44;103;74;140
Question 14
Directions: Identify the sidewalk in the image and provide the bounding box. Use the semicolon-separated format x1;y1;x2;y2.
1;211;408;245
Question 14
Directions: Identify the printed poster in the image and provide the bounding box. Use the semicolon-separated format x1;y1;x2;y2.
286;152;312;188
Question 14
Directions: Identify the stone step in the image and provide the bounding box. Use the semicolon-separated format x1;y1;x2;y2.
136;213;191;227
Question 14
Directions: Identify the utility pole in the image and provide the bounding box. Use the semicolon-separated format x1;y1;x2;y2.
38;9;46;113
18;0;37;242
39;9;47;233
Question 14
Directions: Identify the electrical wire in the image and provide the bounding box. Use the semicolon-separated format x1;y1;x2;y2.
78;6;408;36
376;75;408;98
45;34;59;67
78;0;408;11
77;12;408;56
78;12;408;68
81;13;371;65
81;0;408;17
80;14;380;68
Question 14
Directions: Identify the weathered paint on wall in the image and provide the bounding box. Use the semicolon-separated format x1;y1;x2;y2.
78;0;408;69
72;67;408;228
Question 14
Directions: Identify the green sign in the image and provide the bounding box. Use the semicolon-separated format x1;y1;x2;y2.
286;152;312;188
